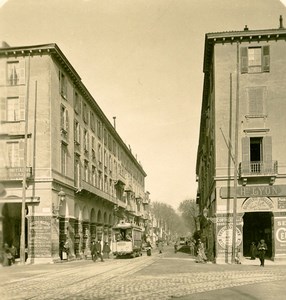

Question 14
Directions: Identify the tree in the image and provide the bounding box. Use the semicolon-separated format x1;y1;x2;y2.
151;202;187;239
178;199;199;235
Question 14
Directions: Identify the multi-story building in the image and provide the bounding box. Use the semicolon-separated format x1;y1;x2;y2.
0;42;149;264
196;17;286;263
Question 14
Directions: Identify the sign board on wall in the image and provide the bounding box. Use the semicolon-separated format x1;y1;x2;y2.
274;218;286;254
217;225;242;250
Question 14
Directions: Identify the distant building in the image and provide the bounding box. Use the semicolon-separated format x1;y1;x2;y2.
196;17;286;263
0;43;149;263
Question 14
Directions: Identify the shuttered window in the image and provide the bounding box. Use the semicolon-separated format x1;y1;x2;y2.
241;46;270;73
247;87;265;116
7;60;25;85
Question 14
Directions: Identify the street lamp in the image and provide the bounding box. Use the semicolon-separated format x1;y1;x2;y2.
53;188;65;217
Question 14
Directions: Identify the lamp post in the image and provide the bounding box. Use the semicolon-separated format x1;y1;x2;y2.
53;189;66;217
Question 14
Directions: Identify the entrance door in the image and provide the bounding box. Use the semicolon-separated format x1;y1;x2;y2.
243;212;272;257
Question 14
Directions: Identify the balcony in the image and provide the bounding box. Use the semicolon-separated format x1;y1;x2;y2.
239;161;278;185
0;167;33;181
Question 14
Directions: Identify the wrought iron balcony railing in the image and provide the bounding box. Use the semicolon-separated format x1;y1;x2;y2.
239;161;278;177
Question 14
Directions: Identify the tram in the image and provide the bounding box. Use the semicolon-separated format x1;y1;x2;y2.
112;221;143;258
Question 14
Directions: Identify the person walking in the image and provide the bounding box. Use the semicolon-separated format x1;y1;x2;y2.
196;239;207;263
95;240;104;262
158;240;163;254
9;244;17;264
91;241;96;262
257;239;267;267
174;241;178;253
249;242;257;260
103;242;111;259
146;240;152;256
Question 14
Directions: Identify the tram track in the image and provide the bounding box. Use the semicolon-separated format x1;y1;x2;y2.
0;255;157;300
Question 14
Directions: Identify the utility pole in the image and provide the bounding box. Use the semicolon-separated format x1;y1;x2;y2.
20;56;30;264
232;42;240;264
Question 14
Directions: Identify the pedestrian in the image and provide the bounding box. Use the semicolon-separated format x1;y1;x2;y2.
91;241;96;262
257;239;267;267
249;242;257;260
2;243;12;266
146;240;152;256
235;247;241;264
95;240;104;262
196;239;207;263
103;242;111;259
174;241;178;253
158;240;163;254
10;244;17;264
63;240;69;260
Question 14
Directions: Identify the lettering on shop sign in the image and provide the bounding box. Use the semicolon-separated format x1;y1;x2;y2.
30;218;51;256
242;197;274;211
217;225;242;249
220;185;285;198
278;198;286;209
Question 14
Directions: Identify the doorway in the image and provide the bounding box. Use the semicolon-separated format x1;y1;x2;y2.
243;212;272;257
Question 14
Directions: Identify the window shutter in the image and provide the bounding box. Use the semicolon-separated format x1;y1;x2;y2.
19;96;25;120
0;97;6;122
262;45;270;72
248;87;264;115
241;137;250;173
0;61;6;85
263;136;272;162
18;59;26;85
241;47;248;73
65;109;69;132
19;140;25;167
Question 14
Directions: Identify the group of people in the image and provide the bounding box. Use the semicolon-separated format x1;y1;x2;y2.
91;240;111;262
250;239;268;267
0;243;18;267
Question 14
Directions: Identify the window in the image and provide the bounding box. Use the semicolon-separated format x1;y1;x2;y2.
60;105;69;133
90;111;95;132
60;71;67;99
84;129;89;152
74;156;81;188
98;143;102;163
83;102;88;124
241;46;270;73
98;170;103;190
7;141;20;167
92;165;97;186
61;144;68;175
7;60;25;85
74;120;81;144
84;160;89;182
74;91;81;115
241;135;273;174
247;87;266;116
97;120;102;139
91;136;96;159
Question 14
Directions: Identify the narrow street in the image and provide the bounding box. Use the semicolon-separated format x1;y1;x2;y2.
1;245;286;300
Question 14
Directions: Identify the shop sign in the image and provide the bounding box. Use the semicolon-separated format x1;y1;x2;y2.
217;225;242;249
278;198;286;209
275;218;286;254
220;185;285;199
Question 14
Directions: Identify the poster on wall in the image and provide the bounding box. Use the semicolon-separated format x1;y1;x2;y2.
217;224;242;253
274;218;286;254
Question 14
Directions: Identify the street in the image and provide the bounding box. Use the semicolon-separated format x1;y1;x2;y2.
1;245;286;300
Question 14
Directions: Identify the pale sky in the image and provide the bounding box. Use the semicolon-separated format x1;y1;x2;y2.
1;0;285;209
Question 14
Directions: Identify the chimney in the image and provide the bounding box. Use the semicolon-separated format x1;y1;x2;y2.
279;15;284;29
244;25;249;31
113;116;116;130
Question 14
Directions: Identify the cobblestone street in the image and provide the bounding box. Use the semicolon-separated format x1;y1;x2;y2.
1;247;286;299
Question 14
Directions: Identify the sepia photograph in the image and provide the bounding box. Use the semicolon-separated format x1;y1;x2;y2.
1;0;286;299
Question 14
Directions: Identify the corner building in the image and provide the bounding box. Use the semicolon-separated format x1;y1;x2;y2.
0;43;149;264
196;19;286;263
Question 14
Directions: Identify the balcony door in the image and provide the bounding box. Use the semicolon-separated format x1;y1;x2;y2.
250;137;262;173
